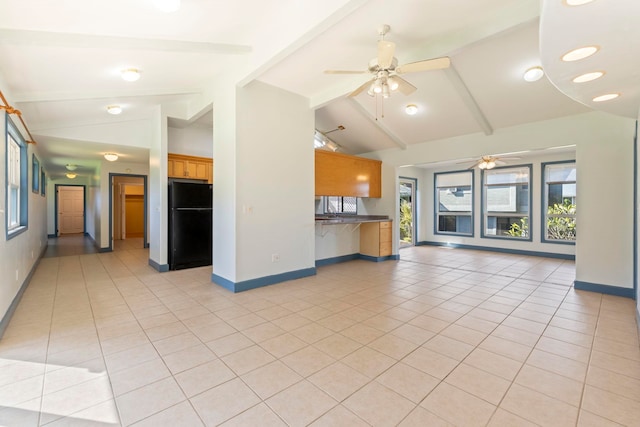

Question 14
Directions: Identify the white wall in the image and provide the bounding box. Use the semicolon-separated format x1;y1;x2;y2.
233;81;315;282
168;125;213;158
0;111;48;328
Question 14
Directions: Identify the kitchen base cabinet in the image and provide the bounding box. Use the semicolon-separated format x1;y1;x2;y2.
359;221;392;257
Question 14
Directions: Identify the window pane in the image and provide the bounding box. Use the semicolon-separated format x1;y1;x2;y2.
545;162;576;242
436;171;472;187
486;216;528;237
485;167;529;185
486;184;529;214
547;164;576;182
438;186;472;212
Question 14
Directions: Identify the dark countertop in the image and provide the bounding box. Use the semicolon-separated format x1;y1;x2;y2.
315;214;390;224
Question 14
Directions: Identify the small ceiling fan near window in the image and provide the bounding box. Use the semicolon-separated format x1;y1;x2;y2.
324;24;451;98
463;155;521;170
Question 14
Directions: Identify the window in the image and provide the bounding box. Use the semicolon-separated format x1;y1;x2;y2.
435;171;473;236
483;165;531;239
324;196;357;214
543;162;576;242
6;115;28;237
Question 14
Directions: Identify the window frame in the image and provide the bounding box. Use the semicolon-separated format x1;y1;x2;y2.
5;113;29;239
323;196;357;215
434;169;474;237
481;164;532;241
541;160;576;245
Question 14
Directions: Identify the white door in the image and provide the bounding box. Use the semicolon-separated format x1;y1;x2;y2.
58;186;84;235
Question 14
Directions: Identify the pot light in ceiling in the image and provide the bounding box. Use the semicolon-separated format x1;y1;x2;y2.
154;0;180;12
65;164;77;171
65;173;77;179
106;105;122;115
405;104;418;115
104;153;119;162
592;93;619;102
523;66;544;82
572;71;604;83
561;46;599;62
121;68;141;82
564;0;595;5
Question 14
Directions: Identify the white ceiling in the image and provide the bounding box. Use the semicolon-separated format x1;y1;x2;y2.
0;0;636;179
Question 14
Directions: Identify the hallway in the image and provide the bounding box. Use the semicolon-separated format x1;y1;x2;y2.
0;244;639;426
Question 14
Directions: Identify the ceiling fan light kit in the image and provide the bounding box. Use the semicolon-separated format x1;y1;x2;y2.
324;24;451;107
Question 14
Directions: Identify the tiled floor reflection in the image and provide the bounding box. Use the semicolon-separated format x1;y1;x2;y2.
1;239;639;426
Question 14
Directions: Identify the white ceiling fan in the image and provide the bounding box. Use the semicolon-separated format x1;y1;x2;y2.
324;24;451;98
463;155;521;170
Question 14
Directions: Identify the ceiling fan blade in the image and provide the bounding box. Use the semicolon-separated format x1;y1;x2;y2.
324;70;368;74
393;75;417;95
348;79;373;97
396;56;451;74
377;40;396;69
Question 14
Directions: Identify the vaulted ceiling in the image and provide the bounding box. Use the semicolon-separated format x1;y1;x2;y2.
0;0;636;179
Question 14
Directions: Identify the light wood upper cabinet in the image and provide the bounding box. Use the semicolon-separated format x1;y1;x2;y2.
168;153;213;184
315;150;382;198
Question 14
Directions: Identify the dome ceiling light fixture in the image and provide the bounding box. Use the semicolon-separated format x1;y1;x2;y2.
523;66;544;82
561;46;599;62
104;153;119;162
106;105;122;115
120;68;141;82
65;164;77;171
65;173;77;179
405;104;418;115
572;71;604;83
154;0;180;13
563;0;595;6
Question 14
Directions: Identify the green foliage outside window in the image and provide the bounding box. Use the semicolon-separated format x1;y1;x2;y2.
400;200;412;242
546;199;576;240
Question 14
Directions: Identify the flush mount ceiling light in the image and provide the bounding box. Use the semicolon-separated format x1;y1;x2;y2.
65;173;77;179
572;71;604;83
120;68;141;82
106;105;122;115
104;153;119;162
564;0;595;5
405;104;418;115
593;93;619;102
561;46;599;62
65;164;77;171
523;66;544;82
154;0;180;12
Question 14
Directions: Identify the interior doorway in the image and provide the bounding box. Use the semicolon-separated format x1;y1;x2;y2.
399;177;417;248
110;174;148;250
56;185;85;236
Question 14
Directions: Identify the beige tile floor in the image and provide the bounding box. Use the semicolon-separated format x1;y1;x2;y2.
1;238;639;426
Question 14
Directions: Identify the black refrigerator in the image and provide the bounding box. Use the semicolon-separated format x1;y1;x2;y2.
168;181;212;270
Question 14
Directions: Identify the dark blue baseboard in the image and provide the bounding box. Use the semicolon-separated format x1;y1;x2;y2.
149;259;169;272
574;280;636;299
47;233;56;238
98;247;112;253
417;241;575;260
315;254;360;266
212;267;317;293
316;253;399;267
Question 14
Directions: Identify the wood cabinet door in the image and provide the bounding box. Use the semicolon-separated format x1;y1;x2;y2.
172;159;187;177
192;161;208;180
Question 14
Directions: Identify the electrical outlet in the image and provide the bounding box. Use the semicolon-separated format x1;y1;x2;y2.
271;253;280;262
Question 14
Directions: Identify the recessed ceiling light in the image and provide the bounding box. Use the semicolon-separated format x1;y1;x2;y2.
592;93;619;102
65;173;77;179
154;0;180;12
121;68;141;82
562;46;599;62
405;104;418;115
572;71;604;83
104;153;119;162
564;0;595;5
523;66;544;82
106;105;122;115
